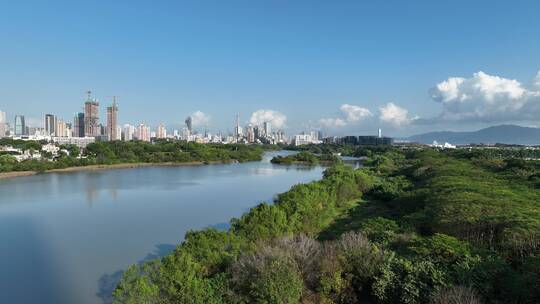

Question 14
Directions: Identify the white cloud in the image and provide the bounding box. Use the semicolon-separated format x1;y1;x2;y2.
249;109;287;129
319;117;347;128
319;104;373;128
340;104;373;122
534;71;540;89
379;102;414;127
430;71;540;122
190;111;210;127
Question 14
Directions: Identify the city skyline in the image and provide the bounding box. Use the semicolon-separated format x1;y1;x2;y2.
0;91;297;145
0;94;293;135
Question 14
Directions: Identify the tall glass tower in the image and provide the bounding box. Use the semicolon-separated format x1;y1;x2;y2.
14;115;26;135
45;114;57;136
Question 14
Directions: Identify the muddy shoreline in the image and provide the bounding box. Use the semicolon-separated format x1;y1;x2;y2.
0;160;236;180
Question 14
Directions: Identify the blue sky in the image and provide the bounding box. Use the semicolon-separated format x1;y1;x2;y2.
1;0;540;136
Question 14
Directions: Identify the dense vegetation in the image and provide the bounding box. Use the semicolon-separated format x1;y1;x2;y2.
270;151;339;165
0;139;265;172
114;148;540;303
285;143;392;158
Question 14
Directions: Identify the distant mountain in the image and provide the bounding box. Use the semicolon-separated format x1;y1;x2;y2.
406;125;540;145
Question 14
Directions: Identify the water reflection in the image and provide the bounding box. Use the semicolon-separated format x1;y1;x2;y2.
0;151;325;304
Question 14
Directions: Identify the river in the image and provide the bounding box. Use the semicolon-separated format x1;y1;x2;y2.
0;151;325;304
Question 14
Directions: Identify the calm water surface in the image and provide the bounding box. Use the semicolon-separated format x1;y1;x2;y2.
0;151;325;304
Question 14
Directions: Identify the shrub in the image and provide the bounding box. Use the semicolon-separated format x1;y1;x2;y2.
231;203;292;241
231;246;303;303
360;217;400;245
373;257;447;304
337;232;386;292
429;286;482;304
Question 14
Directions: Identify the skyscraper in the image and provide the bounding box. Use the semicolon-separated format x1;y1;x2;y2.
185;116;192;134
234;114;242;141
115;126;122;140
106;97;118;141
157;123;167;139
122;124;135;141
56;118;67;137
263;121;271;137
84;91;100;137
14;115;25;136
45;114;57;136
0;111;6;137
136;123;151;142
246;124;255;143
73;113;85;137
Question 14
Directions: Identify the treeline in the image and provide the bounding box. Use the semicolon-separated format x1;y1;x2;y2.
0;139;266;172
446;147;540;160
285;143;392;158
113;148;540;304
270;151;339;165
85;140;264;164
0;138;44;151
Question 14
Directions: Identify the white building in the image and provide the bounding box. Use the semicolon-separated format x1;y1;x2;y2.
0;110;6;137
42;143;60;155
115;126;122;140
430;140;456;149
122;124;135;141
293;134;314;146
157;123;167;139
136;123;151;142
53;136;96;148
55;119;64;137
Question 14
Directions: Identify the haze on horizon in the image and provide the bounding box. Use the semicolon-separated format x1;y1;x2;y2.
1;0;540;136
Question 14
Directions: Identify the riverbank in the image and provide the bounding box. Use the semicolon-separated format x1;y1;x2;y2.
271;160;336;166
0;160;238;180
0;171;37;179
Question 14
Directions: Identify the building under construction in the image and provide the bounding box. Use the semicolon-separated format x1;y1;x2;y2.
106;97;118;141
84;91;100;137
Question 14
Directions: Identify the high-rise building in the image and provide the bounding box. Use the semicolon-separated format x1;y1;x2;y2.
106;97;118;141
14;115;26;136
73;113;85;137
99;124;106;137
122;124;135;141
263;121;271;137
157;123;167;139
84;91;100;137
136;123;151;142
65;123;73;137
0;111;6;137
115;126;122;140
246;124;255;143
276;130;285;143
56;119;67;137
44;114;57;136
185;116;192;134
234;114;242;141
